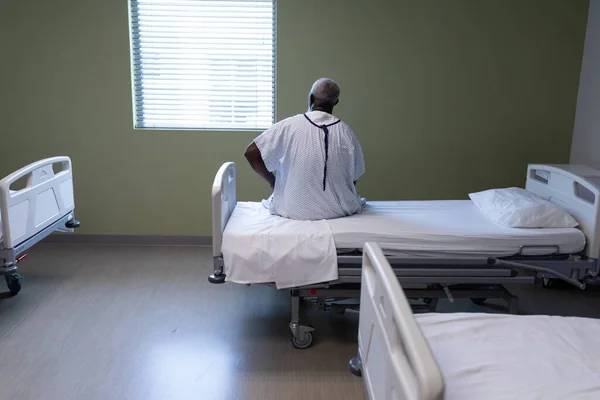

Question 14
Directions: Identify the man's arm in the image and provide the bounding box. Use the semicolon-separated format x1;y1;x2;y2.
245;142;276;189
352;135;365;184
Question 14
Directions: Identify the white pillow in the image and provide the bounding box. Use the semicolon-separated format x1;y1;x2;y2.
468;187;578;228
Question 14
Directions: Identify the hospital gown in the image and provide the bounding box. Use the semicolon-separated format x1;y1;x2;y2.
254;111;365;220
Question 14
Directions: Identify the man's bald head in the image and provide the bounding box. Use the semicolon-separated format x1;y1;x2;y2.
308;78;340;112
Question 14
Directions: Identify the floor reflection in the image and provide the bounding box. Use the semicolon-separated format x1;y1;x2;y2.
147;340;234;400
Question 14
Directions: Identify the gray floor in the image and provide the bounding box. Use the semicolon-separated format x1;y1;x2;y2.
1;245;600;400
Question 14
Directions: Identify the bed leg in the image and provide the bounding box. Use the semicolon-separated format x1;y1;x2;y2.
349;353;363;377
4;273;22;296
65;217;81;229
208;273;226;284
289;289;315;349
208;257;226;284
503;289;519;315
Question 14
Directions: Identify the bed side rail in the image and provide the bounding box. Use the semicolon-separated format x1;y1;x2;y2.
0;156;75;249
526;164;600;259
357;242;445;400
212;162;236;258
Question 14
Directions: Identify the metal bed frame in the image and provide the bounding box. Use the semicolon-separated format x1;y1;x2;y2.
209;162;600;349
1;157;80;295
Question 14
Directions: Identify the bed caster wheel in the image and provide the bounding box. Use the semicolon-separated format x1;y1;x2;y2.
208;273;226;284
65;218;81;229
292;331;313;349
349;357;363;377
5;273;22;296
471;298;487;306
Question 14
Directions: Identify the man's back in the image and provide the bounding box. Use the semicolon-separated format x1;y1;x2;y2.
254;111;365;220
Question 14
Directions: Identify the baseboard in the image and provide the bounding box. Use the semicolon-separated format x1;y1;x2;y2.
42;234;212;247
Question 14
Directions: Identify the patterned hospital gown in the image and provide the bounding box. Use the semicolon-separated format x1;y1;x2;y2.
254;111;365;220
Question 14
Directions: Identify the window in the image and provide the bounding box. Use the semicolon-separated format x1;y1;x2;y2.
129;0;275;131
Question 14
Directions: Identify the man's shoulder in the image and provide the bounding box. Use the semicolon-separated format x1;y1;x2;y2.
257;115;294;137
272;113;305;127
273;114;304;126
337;120;357;137
337;119;351;129
259;114;304;135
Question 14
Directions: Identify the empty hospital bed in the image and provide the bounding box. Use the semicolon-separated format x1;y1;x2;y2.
209;162;600;348
1;156;79;295
350;242;600;400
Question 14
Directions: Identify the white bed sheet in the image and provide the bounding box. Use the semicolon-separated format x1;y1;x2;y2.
328;201;586;256
222;202;337;289
416;312;600;400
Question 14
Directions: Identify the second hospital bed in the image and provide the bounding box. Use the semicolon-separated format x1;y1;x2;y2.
351;242;600;400
209;162;600;348
1;156;79;295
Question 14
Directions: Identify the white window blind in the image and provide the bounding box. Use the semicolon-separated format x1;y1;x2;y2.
129;0;275;130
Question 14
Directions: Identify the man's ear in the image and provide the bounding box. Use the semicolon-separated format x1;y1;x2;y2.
309;94;315;107
334;98;339;106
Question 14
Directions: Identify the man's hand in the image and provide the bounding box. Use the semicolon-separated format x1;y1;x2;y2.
245;142;276;189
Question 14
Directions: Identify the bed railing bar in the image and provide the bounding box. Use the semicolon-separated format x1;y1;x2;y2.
395;268;512;277
298;288;360;297
491;258;586;290
400;276;535;284
211;162;236;258
297;286;516;302
329;277;362;284
360;243;446;399
333;276;535;285
403;288;505;298
337;268;512;277
336;256;364;264
337;255;492;265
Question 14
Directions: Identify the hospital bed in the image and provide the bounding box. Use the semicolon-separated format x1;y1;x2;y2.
209;162;600;348
350;242;600;400
1;156;79;295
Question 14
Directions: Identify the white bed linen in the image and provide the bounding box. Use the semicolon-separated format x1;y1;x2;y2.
416;312;600;400
222;202;337;289
328;201;585;256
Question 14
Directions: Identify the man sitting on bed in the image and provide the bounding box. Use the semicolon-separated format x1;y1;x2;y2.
244;77;365;221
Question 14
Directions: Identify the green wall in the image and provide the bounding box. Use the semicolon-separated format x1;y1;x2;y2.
0;0;589;236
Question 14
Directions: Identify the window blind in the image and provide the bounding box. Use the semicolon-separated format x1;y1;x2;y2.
129;0;275;130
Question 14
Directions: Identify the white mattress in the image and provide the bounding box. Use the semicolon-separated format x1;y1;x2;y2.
328;201;586;256
416;312;600;399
